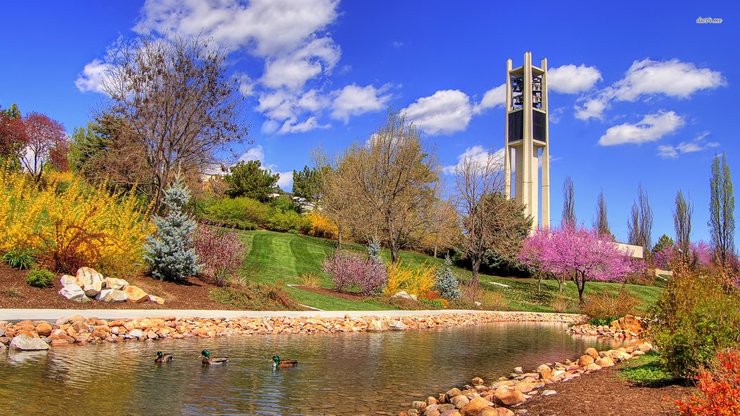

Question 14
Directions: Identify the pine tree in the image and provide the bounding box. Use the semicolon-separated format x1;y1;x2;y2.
435;256;461;300
367;237;382;264
145;175;200;281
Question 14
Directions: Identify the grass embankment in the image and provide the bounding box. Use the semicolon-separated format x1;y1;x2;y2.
235;230;662;312
619;351;677;386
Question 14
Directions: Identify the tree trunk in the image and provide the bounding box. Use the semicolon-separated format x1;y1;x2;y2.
470;257;481;287
433;245;438;258
575;276;586;305
390;240;399;263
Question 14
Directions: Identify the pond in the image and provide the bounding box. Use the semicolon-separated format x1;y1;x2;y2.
0;322;619;415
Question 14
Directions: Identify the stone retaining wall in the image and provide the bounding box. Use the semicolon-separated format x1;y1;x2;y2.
0;311;584;349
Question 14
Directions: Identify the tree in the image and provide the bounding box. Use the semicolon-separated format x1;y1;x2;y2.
673;190;692;259
435;256;461;300
145;175;200;281
594;191;613;239
20;112;67;182
652;234;676;270
519;226;635;304
101;36;247;211
0;104;27;167
455;150;531;285
709;153;736;268
627;185;653;251
416;198;460;258
292;165;326;201
562;176;576;228
224;160;279;201
328;112;439;263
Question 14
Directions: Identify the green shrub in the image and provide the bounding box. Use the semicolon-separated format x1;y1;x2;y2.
270;194;298;213
651;270;740;378
200;197;269;228
267;209;309;232
420;298;445;309
434;256;461;300
26;269;55;288
3;248;36;269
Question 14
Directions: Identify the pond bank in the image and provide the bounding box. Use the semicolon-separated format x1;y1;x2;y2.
0;310;584;349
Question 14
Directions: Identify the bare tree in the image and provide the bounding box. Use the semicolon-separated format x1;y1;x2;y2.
673;190;692;258
709;153;735;268
627;185;653;251
101;36;247;211
594;190;612;239
562;176;576;228
416;198;460;258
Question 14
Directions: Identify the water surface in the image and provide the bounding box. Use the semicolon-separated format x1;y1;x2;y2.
0;322;618;415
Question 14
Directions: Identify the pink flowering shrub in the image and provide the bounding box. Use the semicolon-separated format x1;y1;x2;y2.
519;226;637;304
194;226;246;286
323;250;387;295
690;241;713;268
652;245;676;270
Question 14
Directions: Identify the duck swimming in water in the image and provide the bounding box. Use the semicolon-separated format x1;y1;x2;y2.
201;349;229;365
272;355;298;368
155;351;174;363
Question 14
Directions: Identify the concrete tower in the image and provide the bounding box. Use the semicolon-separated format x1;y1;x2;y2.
504;52;551;231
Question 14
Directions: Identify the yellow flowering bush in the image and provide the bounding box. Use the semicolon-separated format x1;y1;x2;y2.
384;262;436;296
305;211;338;239
0;170;152;276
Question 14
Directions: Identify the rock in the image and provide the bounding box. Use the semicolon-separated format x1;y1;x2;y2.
450;395;469;409
392;290;418;301
595;356;614;367
541;390;557;396
446;388;462;397
513;366;524;374
36;322;53;337
494;388;526;406
367;319;385;331
103;277;129;290
460;397;493;416
584;363;602;371
612;315;644;333
9;334;50;351
412;401;428;411
123;286;148;303
637;342;653;352
77;267;104;297
58;284;89;302
585;347;599;359
148;294;165;305
471;376;485;386
480;408;514;416
426;397;438;406
389;320;408;331
578;355;594;367
128;329;144;339
536;364;552;380
60;274;79;286
96;289;128;302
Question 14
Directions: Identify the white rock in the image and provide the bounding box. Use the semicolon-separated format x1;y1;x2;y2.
60;274;79;286
103;277;129;290
541;390;557;396
9;334;50;351
391;290;418;301
77;267;104;297
127;329;144;339
59;284;89;302
389;320;408;331
96;289;128;302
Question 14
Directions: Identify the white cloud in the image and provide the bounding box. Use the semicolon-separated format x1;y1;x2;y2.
403;90;473;135
261;37;340;90
257;89;329;123
278;116;330;134
474;84;505;114
657;131;720;159
576;59;725;120
443;146;504;174
75;59;111;93
134;0;339;56
238;145;265;162
276;171;294;190
331;84;391;122
548;64;602;94
598;111;684;146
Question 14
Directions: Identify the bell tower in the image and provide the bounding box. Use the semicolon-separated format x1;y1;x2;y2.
504;52;551;231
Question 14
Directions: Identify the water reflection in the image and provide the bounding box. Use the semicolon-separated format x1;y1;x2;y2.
0;322;618;415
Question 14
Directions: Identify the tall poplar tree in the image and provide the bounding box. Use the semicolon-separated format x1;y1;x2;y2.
709;153;735;267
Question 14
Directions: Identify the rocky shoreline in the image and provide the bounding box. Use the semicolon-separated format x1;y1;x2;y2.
0;311;584;350
399;340;654;416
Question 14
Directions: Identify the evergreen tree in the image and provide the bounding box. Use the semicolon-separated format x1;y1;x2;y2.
145;175;200;281
435;256;461;300
367;237;382;264
225;160;279;201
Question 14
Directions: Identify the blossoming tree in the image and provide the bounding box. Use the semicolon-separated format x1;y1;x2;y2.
519;226;636;304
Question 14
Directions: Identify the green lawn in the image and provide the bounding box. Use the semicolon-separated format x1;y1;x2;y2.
235;229;662;312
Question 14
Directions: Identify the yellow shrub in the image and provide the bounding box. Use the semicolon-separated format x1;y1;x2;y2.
385;262;436;296
306;211;338;239
0;170;152;276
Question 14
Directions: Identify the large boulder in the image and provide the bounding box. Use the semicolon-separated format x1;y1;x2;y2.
578;354;595;367
9;334;50;351
59;284;89;302
96;289;128;302
36;322;53;337
611;315;645;333
77;267;104;297
60;274;80;286
585;347;599;359
123;286;148;303
103;277;129;290
392;290;418;301
494;388;525;406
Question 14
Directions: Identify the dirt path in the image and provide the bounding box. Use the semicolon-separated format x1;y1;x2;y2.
516;365;692;416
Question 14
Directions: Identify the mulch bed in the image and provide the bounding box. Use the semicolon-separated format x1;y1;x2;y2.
0;263;240;310
517;365;693;416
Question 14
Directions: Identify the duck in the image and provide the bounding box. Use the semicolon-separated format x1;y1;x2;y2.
272;355;298;368
201;349;229;365
155;351;174;363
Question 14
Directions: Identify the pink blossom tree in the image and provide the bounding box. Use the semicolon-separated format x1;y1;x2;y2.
519;226;637;304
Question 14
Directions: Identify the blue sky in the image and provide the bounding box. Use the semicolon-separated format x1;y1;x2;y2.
1;1;738;246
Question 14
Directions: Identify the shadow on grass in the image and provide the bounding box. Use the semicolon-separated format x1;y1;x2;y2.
620;351;694;388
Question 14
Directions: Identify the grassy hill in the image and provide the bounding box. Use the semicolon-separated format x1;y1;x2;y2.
236;230;662;312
